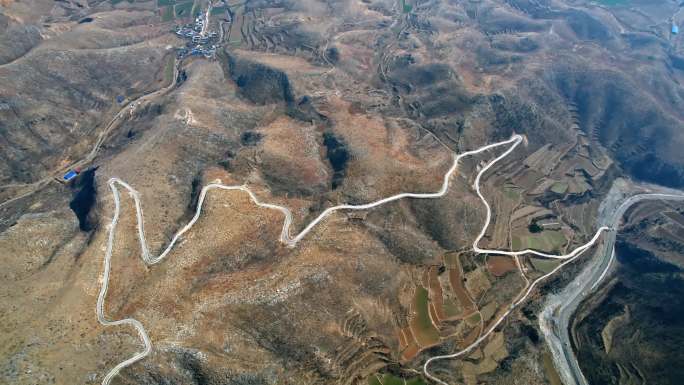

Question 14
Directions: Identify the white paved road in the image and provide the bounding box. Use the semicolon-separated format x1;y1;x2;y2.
422;136;610;385
97;133;623;385
97;134;530;384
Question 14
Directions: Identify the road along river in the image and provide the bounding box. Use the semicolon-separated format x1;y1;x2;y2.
97;133;612;385
539;179;684;385
0;58;180;210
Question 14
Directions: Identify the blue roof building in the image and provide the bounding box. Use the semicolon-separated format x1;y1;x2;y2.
63;170;78;182
673;22;679;35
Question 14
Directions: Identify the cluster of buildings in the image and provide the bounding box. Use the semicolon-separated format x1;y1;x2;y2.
174;15;220;59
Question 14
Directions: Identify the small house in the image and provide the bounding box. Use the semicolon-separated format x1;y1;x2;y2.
62;169;79;182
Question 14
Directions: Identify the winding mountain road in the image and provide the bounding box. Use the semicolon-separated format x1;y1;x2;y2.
98;134;530;384
96;132;635;385
421;138;611;385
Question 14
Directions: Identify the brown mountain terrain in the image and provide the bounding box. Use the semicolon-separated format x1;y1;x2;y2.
1;0;683;384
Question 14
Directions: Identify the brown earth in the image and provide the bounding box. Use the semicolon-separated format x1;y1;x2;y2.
1;0;683;384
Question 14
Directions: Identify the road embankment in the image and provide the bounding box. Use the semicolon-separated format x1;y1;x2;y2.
540;179;684;385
